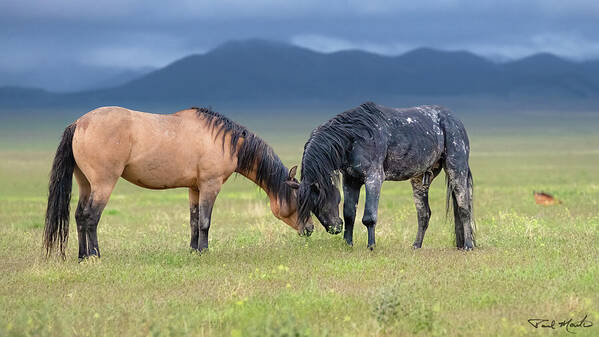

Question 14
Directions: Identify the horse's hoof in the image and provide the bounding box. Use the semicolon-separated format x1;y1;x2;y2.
412;243;422;249
78;256;100;263
190;247;208;255
367;244;375;251
457;246;474;252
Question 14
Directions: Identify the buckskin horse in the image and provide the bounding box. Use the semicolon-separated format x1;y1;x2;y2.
291;102;475;250
44;106;313;261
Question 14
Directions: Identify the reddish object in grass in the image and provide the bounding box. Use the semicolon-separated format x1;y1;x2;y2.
533;191;562;205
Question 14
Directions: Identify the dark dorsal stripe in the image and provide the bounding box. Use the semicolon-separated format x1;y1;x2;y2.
191;107;292;203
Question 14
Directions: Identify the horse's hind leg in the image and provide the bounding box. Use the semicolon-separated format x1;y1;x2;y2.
75;169;119;260
446;170;474;250
74;167;91;260
189;188;199;250
410;165;442;249
452;190;464;248
443;148;474;250
442;115;474;250
71;120;127;260
84;183;116;258
410;177;431;249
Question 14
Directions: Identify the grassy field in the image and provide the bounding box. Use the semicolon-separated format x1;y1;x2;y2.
1;107;598;337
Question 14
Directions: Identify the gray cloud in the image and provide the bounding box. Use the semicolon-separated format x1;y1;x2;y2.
3;1;599;21
1;0;599;90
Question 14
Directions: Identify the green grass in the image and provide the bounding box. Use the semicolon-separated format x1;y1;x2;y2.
1;108;598;337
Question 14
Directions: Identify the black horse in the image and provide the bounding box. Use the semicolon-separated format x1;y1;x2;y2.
291;102;475;250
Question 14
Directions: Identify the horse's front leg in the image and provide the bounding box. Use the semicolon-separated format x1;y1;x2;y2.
189;188;199;251
342;175;361;246
196;180;222;253
363;172;383;250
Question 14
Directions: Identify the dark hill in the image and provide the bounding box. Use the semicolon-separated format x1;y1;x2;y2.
2;39;599;108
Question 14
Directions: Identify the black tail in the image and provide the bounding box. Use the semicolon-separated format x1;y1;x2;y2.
467;168;476;245
44;123;76;257
445;168;475;247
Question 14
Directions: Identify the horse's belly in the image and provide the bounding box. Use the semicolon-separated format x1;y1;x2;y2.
383;161;422;181
383;144;443;181
121;158;196;189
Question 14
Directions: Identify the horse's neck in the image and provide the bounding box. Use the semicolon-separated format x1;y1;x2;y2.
237;163;284;205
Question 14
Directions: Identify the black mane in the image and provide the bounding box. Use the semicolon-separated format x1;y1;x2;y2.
298;102;387;223
192;107;292;203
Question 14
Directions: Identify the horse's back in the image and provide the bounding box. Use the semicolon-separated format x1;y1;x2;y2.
375;105;446;180
74;106;176;158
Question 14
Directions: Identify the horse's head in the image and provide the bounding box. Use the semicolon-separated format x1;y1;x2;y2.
277;166;314;236
292;169;343;235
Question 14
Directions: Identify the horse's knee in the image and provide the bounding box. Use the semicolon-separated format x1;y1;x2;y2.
362;214;377;227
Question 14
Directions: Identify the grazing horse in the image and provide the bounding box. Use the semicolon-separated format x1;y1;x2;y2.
292;102;475;250
44;106;313;260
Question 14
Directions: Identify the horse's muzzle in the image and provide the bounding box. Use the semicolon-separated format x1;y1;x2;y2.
300;223;314;237
326;219;343;235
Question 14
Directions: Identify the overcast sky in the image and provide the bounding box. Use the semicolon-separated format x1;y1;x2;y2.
2;0;599;73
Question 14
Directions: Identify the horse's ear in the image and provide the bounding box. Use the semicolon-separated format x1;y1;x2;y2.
286;180;300;189
286;165;299;189
288;165;298;180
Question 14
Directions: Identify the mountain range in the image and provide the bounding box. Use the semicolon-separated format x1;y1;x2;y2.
2;39;599;108
0;65;156;93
